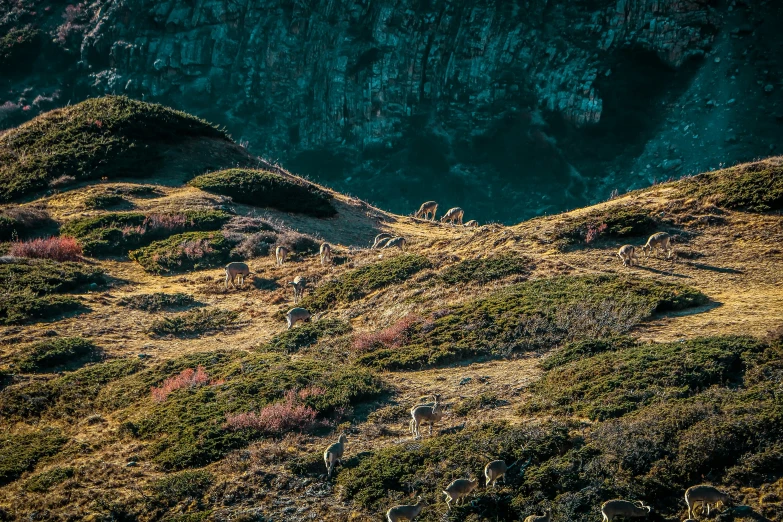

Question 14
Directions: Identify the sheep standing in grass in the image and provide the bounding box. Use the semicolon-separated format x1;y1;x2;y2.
374;236;393;249
484;457;531;488
224;262;251;289
383;237;406;250
443;478;478;510
642;232;672;259
410;394;444;439
320;242;332;266
323;432;347;478
286;307;311;329
276;245;289;265
386;496;425;522
440;207;464;225
617;245;639;267
373;233;393;248
414;201;438;221
685;485;730;519
601;500;651;521
464;220;479;228
524;509;551;522
288;276;306;304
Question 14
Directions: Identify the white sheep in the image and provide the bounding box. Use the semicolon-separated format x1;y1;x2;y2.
276;245;289;265
685;485;730;519
440;207;464;225
617;245;639;267
443;478;478;511
484;457;531;488
285;307;311;329
414;201;438;221
288;276;306;304
323;432;347;478
386;496;425;522
224;262;251;289
642;232;672;259
410;394;444;439
320;242;332;266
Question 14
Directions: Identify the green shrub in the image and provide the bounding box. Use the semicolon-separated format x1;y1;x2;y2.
437;254;531;285
0;289;83;325
61;210;231;257
150;308;239;337
451;392;503;417
129;231;237;273
23;466;75;492
555;206;661;245
118;292;196;311
301;254;432;312
14;337;101;373
0;428;67;485
264;319;351;353
0;26;41;70
189;169;336;217
357;275;707;370
0;96;236;202
679;160;783;211
152;470;212;507
540;336;637;370
0;206;55;241
83;193;127;209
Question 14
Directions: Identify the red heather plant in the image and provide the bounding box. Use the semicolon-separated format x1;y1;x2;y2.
9;236;82;261
224;388;324;435
585;223;608;244
352;314;422;353
150;366;221;402
181;239;214;259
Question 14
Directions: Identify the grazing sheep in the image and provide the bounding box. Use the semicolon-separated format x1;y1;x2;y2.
443;478;478;511
617;245;639;267
524;509;551;522
320;242;333;266
276;245;289;266
323;433;347;478
286;307;311;329
383;237;406;250
374;237;393;249
410;394;444;439
440;207;464;225
386;496;425;522
414;201;438;221
601;500;651;522
372;233;393;248
288;276;306;304
464;220;479;228
685;485;730;519
484;457;531;488
225;262;251;289
642;232;672;259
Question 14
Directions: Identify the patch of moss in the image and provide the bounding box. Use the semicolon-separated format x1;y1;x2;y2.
679;160;783;212
301;254;432;312
153;470;212;507
264;319;351;353
357;275;707;370
23;466;74;493
189;169;336;217
437;254;531;285
61;210;231;257
149;308;239;337
129;231;237;274
14;337;101;373
118;292;197;311
0;428;67;485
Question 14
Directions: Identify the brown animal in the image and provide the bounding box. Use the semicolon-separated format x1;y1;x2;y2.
443;478;478;510
286;307;311;329
288;276;306;304
464;220;479;228
685;485;730;519
383;237;406;250
224;262;251;289
410;394;445;439
414;201;438;221
440;207;464;225
601;500;651;522
372;233;393;248
524;509;551;522
484;457;531;488
386;496;425;522
642;232;672;259
275;245;289;265
617;245;639;267
320;242;332;266
323;433;347;478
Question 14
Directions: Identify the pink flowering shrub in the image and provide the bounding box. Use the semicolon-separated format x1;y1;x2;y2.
150;366;221;402
9;236;82;261
585;223;608;244
224;388;324;435
352;314;422;353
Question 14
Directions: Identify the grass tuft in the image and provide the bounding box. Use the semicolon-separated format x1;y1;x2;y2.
13;337;101;373
149;308;239;337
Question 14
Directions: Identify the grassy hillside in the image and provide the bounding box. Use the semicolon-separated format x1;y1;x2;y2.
0;100;781;522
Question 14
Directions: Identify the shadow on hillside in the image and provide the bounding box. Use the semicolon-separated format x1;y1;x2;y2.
686;262;743;274
253;278;280;291
657;300;722;318
634;264;690;278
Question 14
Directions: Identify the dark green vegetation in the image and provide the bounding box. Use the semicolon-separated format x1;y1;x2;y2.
0;25;40;70
189;169;336;217
555;206;661;246
0;428;67;486
301;254;432;312
0;206;55;241
149;308;239;337
437;254;531;285
61;210;231;257
0;260;104;324
118;292;196;311
357;275;707;370
264;319;351;353
129;231;237;274
12;337;101;373
22;467;74;493
340;336;783;521
679;160;783;212
104;351;384;469
0;96;235;202
82;193;128;209
153;470;212;508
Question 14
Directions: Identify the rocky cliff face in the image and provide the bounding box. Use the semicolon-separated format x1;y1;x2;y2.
2;0;782;222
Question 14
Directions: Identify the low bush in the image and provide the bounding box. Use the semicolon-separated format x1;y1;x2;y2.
437;254;532;286
83;193;127;209
118;292;196;311
555;207;661;246
149;308;239;337
0;26;41;71
9;236;82;261
224;389;320;435
23;466;74;493
152;470;212;507
14;337;101;373
352;314;421;353
356;275;707;370
264;319;351;353
302;254;432;312
0;289;82;325
151;366;221;402
189;169;336;217
679;159;783;212
130;231;238;273
540;336;637;370
0;206;54;241
0;428;67;485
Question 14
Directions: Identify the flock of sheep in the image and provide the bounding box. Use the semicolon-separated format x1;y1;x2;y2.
221;200;719;521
